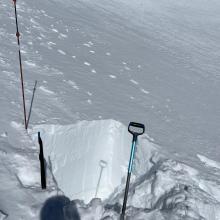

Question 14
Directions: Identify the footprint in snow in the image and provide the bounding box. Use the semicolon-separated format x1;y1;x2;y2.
65;28;69;33
83;43;91;48
48;41;56;46
51;28;58;33
47;41;56;50
25;29;31;34
58;49;66;55
40;33;46;39
24;60;37;67
84;62;91;66
83;41;93;48
140;88;150;94
130;79;139;85
91;69;97;73
63;79;79;90
58;33;68;39
20;49;27;54
30;18;40;26
87;99;92;104
39;86;55;95
109;75;117;79
122;62;130;70
124;66;131;71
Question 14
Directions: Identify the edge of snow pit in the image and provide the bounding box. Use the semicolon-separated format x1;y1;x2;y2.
30;119;158;203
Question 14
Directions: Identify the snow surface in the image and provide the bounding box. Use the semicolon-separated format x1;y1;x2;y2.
1;0;220;219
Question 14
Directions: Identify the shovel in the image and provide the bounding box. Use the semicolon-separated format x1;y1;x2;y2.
121;122;145;219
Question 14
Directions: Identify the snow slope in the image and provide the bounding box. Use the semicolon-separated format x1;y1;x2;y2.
1;0;220;159
1;0;220;219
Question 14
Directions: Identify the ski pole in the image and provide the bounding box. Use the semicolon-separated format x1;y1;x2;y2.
121;122;145;219
38;132;46;189
12;0;27;129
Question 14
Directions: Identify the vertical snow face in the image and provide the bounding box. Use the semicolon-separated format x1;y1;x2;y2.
32;120;132;202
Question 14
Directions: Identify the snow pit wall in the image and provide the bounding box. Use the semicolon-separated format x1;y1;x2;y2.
31;120;136;202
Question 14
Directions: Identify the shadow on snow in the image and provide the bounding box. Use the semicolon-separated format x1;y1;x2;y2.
40;195;80;220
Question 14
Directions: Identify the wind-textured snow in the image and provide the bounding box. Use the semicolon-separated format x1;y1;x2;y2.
1;0;220;219
1;0;220;159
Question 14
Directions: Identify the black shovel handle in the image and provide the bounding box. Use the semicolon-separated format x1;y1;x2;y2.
38;132;46;189
128;122;145;136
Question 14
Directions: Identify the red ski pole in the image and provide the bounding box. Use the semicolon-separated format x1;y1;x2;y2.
12;0;27;130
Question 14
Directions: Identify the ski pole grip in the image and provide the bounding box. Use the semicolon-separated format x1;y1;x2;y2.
128;122;145;136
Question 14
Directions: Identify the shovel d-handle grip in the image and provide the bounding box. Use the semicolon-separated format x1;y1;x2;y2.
128;122;145;137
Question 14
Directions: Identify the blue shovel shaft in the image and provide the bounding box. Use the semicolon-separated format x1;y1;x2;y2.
128;141;136;173
121;139;137;218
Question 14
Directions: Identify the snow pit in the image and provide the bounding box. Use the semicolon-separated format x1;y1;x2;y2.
31;120;137;202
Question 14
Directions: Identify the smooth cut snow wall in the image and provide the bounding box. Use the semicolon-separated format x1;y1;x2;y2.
31;120;133;202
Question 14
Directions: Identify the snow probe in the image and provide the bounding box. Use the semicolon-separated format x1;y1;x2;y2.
12;0;27;129
38;132;46;189
95;160;107;198
121;122;145;219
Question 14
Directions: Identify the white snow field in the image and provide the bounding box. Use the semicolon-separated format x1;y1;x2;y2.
1;0;220;219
